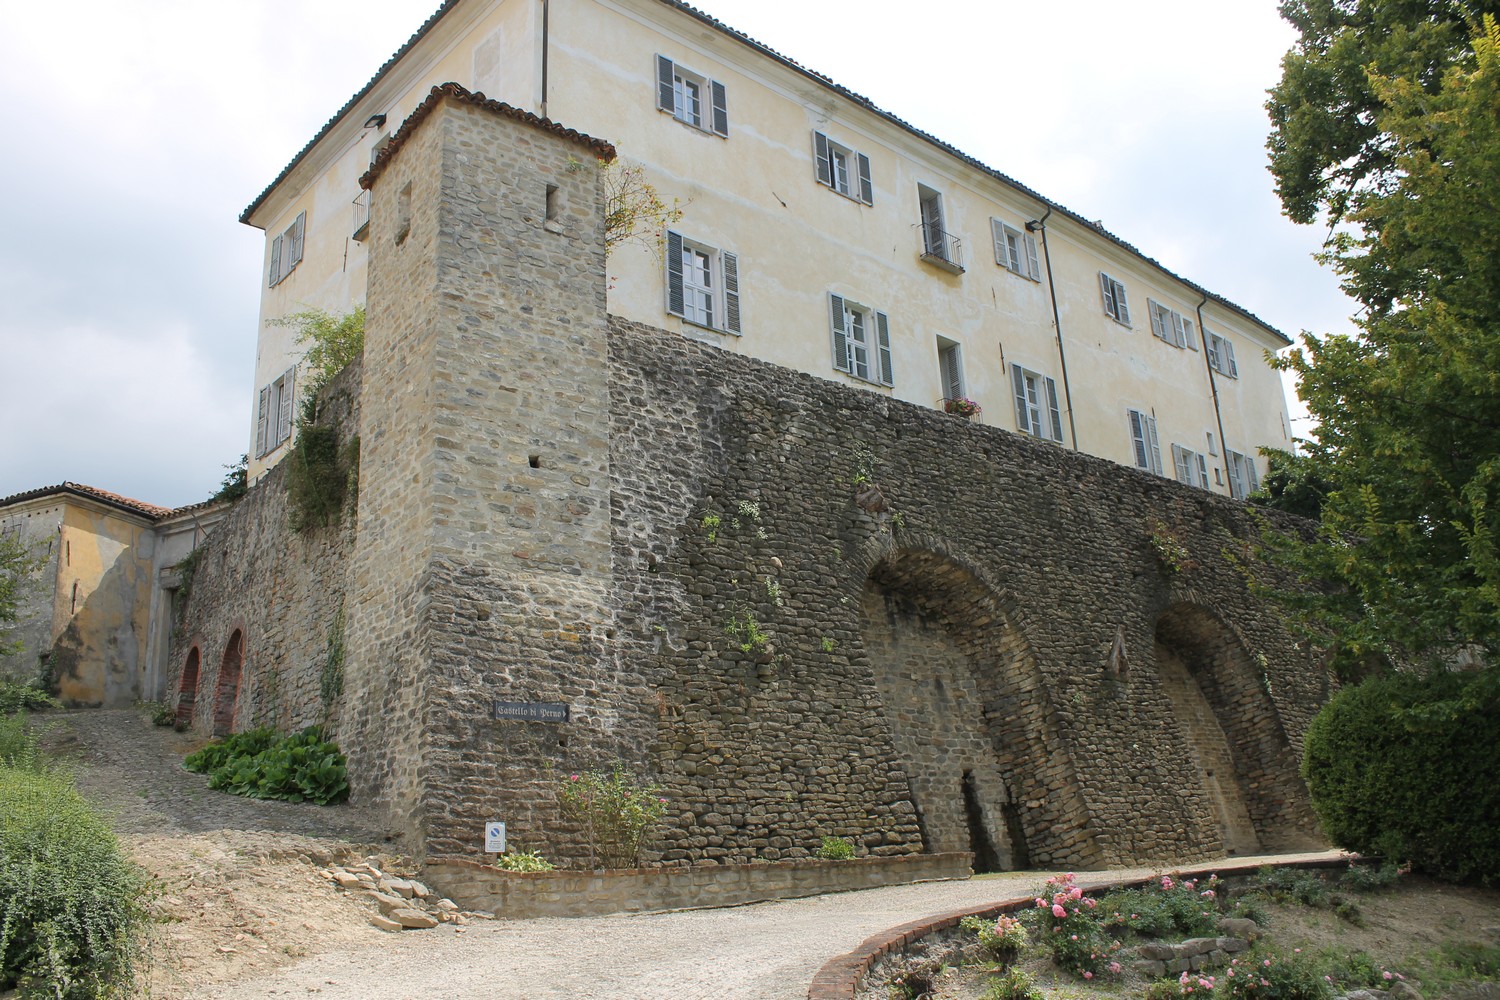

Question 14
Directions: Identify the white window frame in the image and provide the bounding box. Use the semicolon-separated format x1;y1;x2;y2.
255;366;297;458
1127;407;1164;475
1206;331;1239;378
1100;272;1131;326
655;55;728;137
1227;449;1261;500
812;132;874;205
829;293;893;387
268;211;306;288
1010;364;1064;442
1147;299;1198;350
1171;444;1212;490
665;231;741;335
991;219;1040;280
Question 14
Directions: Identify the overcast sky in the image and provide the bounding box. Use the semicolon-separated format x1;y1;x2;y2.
0;1;1351;509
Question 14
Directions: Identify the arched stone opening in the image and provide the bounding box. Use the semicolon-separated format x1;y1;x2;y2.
176;647;200;728
859;547;1095;869
1153;603;1315;854
213;630;244;736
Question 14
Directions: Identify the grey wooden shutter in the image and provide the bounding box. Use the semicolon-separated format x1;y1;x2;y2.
289;212;306;267
1148;300;1165;340
1044;377;1063;442
876;312;893;387
722;251;741;333
1146;414;1162;475
255;385;270;457
1224;339;1239;377
1171;311;1187;348
941;347;963;400
268;235;283;287
1025;232;1040;279
1195;453;1209;488
665;231;685;318
991;219;1006;266
278;367;296;445
813;132;832;186
856;154;873;205
1228;453;1244;499
1129;410;1149;469
1012;365;1030;434
1173;445;1191;484
655;56;675;112
1183;317;1198;350
710;80;728;136
829;294;849;373
1101;273;1116;318
1115;281;1131;326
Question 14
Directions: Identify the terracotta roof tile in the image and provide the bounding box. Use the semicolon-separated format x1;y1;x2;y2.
360;83;616;191
0;482;174;520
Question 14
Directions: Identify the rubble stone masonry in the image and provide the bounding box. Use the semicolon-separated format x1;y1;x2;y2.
172;90;1326;869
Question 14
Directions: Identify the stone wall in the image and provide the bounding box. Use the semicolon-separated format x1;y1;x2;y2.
167;360;361;738
174;90;1326;873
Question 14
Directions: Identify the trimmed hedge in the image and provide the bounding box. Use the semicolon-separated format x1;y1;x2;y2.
1301;669;1500;884
0;766;149;998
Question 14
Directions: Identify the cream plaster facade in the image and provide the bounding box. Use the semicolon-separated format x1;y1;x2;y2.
243;0;1292;494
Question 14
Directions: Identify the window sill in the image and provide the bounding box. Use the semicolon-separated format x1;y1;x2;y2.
919;251;965;276
660;108;722;138
677;317;740;339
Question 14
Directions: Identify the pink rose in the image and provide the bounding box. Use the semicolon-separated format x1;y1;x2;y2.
1069;886;1083;900
1052;904;1067;918
1109;962;1122;975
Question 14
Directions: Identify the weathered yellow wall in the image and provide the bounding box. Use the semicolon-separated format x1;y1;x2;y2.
48;503;156;707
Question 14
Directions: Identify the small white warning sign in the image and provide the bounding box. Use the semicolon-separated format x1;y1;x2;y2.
484;821;506;854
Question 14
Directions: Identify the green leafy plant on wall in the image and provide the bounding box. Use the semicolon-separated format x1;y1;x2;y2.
319;605;346;719
724;610;770;653
556;766;668;869
1148;519;1195;574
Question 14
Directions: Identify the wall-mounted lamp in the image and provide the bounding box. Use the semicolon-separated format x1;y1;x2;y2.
363;113;388;130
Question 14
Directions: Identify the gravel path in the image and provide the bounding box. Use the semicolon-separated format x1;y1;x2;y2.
189;851;1339;1000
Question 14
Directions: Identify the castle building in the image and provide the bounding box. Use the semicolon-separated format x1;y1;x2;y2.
242;0;1289;499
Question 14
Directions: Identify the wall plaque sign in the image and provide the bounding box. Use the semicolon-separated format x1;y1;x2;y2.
492;701;569;723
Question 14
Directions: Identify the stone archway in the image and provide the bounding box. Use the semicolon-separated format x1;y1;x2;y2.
1154;603;1317;853
176;647;200;728
213;630;244;736
859;547;1096;870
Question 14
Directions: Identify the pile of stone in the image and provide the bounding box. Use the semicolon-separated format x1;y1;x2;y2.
1130;918;1260;977
318;861;494;932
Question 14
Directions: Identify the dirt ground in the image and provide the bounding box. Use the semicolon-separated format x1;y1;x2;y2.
904;876;1500;999
38;710;437;1000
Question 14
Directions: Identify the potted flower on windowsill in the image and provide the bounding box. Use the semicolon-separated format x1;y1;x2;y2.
943;397;981;419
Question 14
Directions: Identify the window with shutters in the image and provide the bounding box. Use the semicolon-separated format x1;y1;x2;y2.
812;132;873;205
255;366;297;458
1010;364;1064;442
829;293;893;387
665;231;741;334
938;341;965;403
1147;299;1198;350
1171;444;1211;490
1127;407;1164;475
1227;449;1261;500
655;55;727;137
1206;331;1239;378
917;185;963;272
267;211;307;287
991;219;1040;280
1100;272;1131;325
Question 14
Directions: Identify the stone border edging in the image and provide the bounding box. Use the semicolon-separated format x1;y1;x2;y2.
807;856;1352;999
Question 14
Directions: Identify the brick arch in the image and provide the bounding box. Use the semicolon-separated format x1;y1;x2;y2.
176;646;201;728
859;544;1099;869
213;628;245;736
1153;601;1318;852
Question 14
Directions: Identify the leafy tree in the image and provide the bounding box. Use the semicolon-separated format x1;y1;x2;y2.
0;534;45;658
601;159;682;257
209;454;248;505
268;305;365;399
1261;15;1500;675
1266;0;1498;228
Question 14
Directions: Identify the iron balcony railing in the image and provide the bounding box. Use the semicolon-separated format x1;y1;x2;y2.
918;225;964;274
351;190;371;241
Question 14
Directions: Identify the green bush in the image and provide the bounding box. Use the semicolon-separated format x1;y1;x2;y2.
184;726;348;805
1337;862;1400;894
0;766;149;998
960;913;1028;964
981;966;1041;1000
815;836;855;860
1097;874;1220;939
1301;669;1500;884
1214;949;1333;1000
556;766;668;869
0;681;59;715
0;714;47;773
493;851;555;873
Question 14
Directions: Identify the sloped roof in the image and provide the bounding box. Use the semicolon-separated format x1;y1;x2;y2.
360;82;616;192
0;482;174;520
241;0;1291;345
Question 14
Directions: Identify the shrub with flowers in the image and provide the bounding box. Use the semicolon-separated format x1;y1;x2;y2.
960;913;1029;964
944;396;982;419
1021;873;1123;978
1213;950;1333;1000
1097;873;1221;939
556;766;668;869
